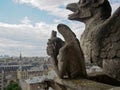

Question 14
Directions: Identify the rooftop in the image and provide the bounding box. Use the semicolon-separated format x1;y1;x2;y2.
25;76;46;84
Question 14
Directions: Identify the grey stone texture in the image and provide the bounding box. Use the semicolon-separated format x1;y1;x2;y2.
47;24;87;79
44;0;120;89
67;0;120;81
54;78;114;90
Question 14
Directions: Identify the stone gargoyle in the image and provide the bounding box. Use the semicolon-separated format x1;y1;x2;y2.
47;25;87;79
66;0;120;81
47;0;120;81
44;0;120;89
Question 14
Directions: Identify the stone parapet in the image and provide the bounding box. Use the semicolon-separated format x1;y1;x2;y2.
54;78;116;90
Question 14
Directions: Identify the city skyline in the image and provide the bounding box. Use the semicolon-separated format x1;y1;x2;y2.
0;0;120;56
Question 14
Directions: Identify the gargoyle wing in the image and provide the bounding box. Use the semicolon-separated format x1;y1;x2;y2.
57;24;87;78
98;7;120;80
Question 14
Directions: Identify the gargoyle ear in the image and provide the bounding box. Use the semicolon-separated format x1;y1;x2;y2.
92;0;105;7
51;30;57;38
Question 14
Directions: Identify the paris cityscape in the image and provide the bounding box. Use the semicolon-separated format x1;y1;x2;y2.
0;0;120;90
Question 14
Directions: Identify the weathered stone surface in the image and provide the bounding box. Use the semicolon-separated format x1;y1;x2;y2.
88;73;120;86
40;80;67;90
41;76;120;90
54;78;114;90
47;30;64;76
67;0;120;80
57;24;87;79
109;87;120;90
117;50;120;57
47;24;87;79
45;0;120;89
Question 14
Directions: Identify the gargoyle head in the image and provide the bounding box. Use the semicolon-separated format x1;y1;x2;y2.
67;0;111;23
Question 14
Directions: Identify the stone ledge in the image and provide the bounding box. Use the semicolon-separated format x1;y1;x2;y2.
54;78;115;90
109;87;120;90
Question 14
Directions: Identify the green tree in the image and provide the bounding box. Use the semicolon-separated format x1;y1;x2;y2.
6;81;21;90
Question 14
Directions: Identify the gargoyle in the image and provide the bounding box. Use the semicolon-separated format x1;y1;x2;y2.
47;25;87;79
67;0;120;80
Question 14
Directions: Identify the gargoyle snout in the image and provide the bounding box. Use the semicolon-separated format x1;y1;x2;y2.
66;3;78;12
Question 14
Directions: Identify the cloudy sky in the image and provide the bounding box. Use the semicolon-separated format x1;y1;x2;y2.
0;0;120;57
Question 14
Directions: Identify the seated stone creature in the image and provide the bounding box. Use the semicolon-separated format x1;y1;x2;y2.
47;24;87;79
67;0;120;81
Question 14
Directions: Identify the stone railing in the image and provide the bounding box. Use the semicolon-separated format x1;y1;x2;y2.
54;78;120;90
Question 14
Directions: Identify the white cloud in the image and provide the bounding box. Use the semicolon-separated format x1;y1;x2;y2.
0;18;85;56
13;0;120;18
21;16;31;24
0;21;58;56
0;41;44;57
1;0;120;56
111;3;120;13
13;0;79;18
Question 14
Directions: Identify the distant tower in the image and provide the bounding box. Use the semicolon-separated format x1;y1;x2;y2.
20;52;22;61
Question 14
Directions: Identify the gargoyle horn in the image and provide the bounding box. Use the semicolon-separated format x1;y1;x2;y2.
51;30;57;39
